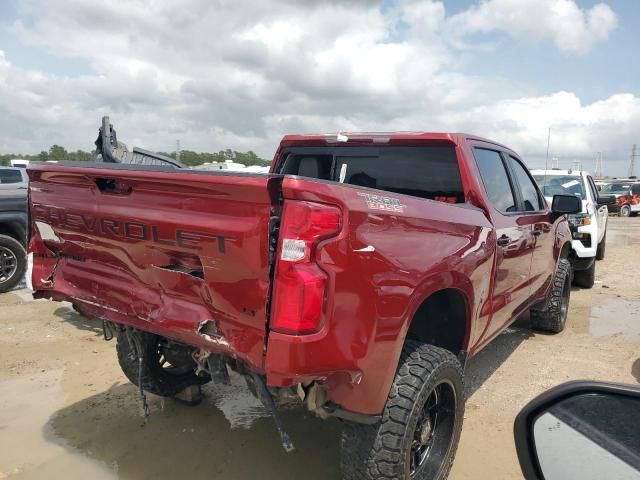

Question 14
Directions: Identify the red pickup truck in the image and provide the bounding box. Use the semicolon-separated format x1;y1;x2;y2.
27;132;581;480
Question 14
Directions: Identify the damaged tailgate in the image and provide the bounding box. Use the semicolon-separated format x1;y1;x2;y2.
28;163;281;370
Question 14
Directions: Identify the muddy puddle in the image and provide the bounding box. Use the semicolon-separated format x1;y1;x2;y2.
0;370;343;480
570;298;640;339
0;371;114;479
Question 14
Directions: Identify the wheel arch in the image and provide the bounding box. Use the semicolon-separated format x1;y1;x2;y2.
401;272;474;359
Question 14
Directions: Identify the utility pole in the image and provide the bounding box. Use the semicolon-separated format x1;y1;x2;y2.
545;127;551;171
630;144;638;178
572;159;582;172
176;140;181;162
595;152;603;179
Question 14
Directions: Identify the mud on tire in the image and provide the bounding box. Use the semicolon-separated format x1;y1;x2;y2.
116;330;208;397
340;342;464;480
531;258;572;333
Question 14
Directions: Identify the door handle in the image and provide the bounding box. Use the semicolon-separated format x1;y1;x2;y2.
497;235;511;246
95;177;133;195
533;229;542;237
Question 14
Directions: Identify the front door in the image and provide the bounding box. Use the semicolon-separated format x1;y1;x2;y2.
472;147;536;341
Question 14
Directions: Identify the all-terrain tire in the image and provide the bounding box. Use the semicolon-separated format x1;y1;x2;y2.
531;258;571;333
573;260;595;289
595;231;606;260
0;234;26;293
340;342;464;480
116;330;207;397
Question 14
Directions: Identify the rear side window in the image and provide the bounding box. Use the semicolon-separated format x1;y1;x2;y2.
632;184;640;195
474;148;517;213
336;147;464;202
279;146;465;203
507;156;543;211
0;169;23;184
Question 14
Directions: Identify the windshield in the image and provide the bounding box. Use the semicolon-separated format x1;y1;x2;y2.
599;183;631;195
533;175;586;199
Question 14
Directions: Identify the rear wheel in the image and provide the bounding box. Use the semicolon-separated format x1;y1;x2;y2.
0;235;26;293
573;261;595;289
620;205;631;217
340;342;464;480
531;258;571;333
116;330;208;397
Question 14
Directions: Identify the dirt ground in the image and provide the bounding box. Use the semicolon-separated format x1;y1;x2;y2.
1;217;639;480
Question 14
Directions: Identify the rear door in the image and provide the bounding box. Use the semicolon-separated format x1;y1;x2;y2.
28;163;280;369
473;147;535;339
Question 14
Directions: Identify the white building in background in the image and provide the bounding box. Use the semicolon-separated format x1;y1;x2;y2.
10;159;29;168
195;159;270;174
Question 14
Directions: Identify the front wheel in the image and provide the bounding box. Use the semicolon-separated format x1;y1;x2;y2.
596;231;606;260
340;342;464;480
530;258;571;333
573;260;595;289
0;235;26;293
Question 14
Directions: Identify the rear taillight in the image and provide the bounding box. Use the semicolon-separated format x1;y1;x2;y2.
271;201;341;334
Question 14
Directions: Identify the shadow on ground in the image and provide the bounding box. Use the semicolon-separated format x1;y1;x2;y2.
49;381;343;480
46;308;539;479
54;305;104;336
464;314;533;399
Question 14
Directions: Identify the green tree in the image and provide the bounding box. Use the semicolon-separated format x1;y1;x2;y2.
48;145;68;160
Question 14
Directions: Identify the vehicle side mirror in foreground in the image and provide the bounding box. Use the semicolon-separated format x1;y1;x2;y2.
597;194;617;206
551;194;582;215
514;381;640;480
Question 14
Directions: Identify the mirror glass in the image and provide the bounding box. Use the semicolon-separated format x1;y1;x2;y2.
533;392;640;480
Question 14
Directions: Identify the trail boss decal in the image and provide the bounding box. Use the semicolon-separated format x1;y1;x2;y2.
357;193;406;213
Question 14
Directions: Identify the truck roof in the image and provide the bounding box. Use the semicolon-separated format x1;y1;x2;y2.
279;132;510;150
530;169;585;177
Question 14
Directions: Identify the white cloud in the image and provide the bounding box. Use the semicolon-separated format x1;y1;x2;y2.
448;0;618;55
448;92;640;168
0;0;634;174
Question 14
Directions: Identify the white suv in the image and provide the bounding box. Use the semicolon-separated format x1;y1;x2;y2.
531;169;609;288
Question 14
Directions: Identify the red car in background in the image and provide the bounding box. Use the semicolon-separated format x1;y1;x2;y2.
599;181;640;217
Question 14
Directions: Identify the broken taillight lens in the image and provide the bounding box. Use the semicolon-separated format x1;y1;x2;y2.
271;201;341;334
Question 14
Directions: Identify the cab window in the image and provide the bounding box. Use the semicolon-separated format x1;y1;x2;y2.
507;156;543;211
474;148;517;213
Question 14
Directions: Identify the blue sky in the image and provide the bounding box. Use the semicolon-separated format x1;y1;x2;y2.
0;0;638;175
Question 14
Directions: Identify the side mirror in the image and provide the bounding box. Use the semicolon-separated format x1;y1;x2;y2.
551;194;582;214
597;194;617;206
514;381;640;480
